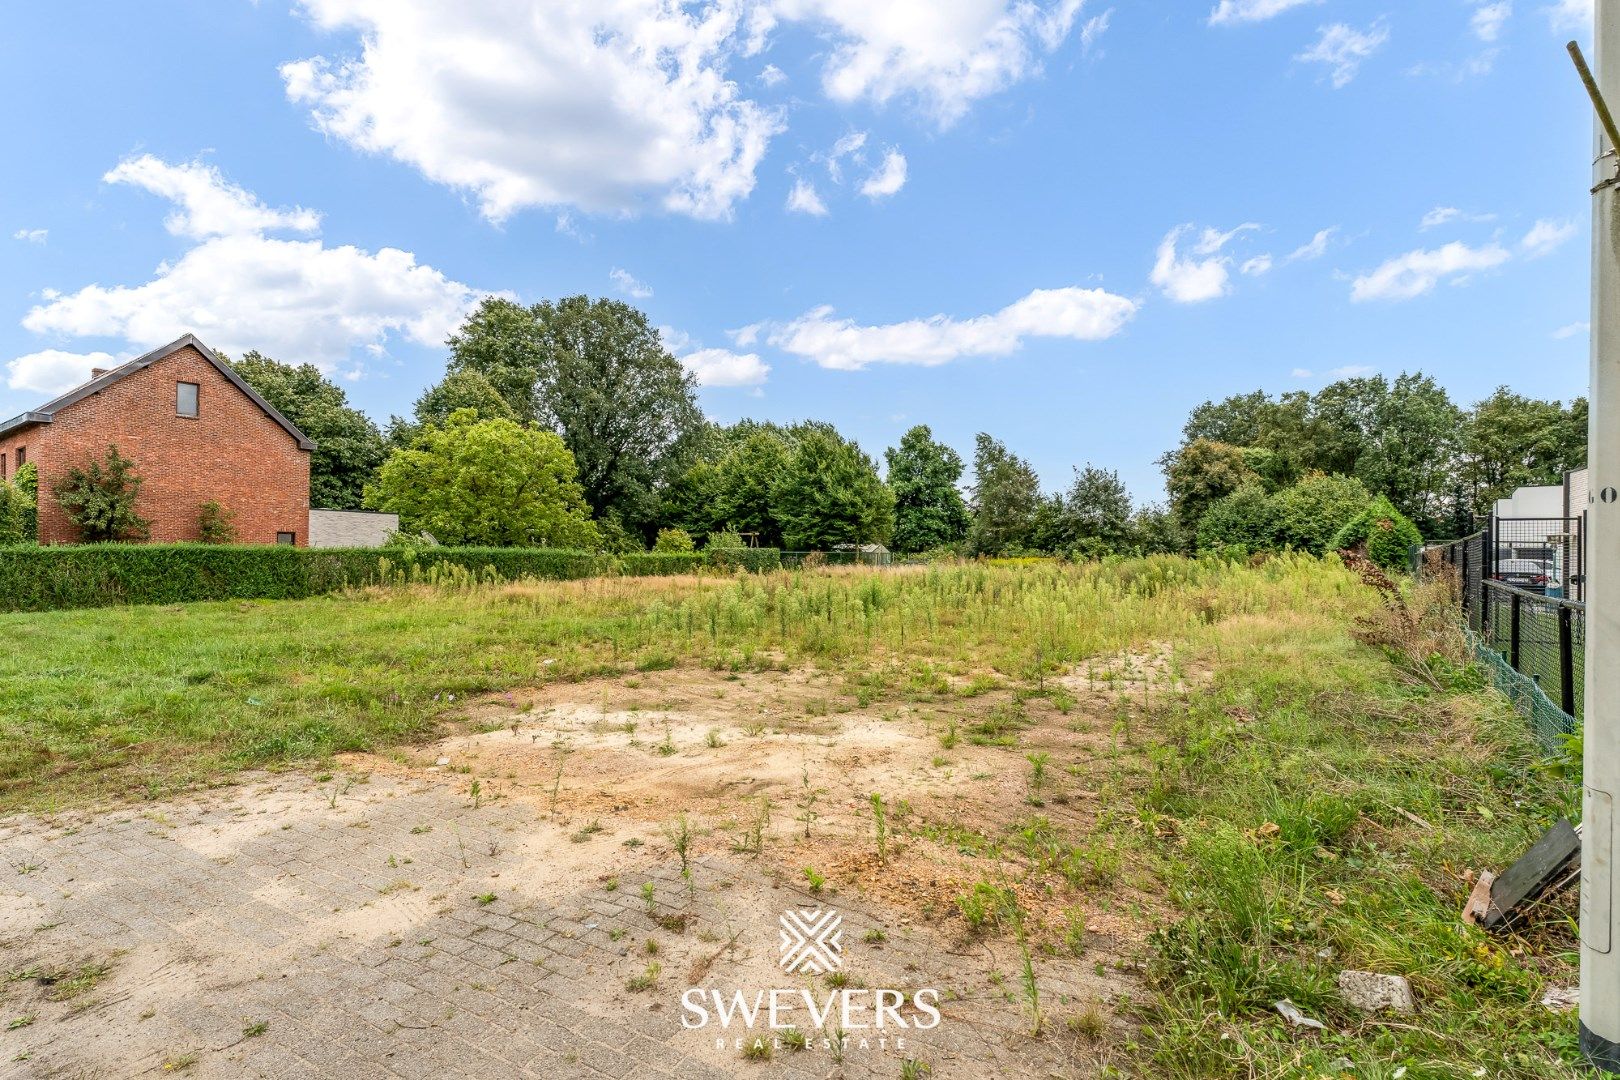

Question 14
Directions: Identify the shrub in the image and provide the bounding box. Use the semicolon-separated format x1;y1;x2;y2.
706;528;748;571
197;501;239;544
0;480;29;545
12;461;37;542
1331;495;1422;572
653;527;695;553
1195;483;1276;553
1270;473;1370;555
52;445;151;542
595;512;644;554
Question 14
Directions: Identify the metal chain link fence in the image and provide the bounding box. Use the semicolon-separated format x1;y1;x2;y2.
1426;528;1582;753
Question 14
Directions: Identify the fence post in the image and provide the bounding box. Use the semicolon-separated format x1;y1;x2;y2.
1462;542;1471;615
1561;604;1578;718
1510;590;1522;671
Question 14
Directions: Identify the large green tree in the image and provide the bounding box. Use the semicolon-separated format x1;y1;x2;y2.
1038;465;1135;556
968;433;1042;555
231;352;386;510
884;425;969;553
662;425;795;546
1351;373;1462;533
365;410;599;548
446;296;702;531
1458;387;1587;518
1162;439;1258;534
774;428;894;550
388;369;519;447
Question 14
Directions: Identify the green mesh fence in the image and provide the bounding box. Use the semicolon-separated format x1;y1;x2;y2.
1467;628;1578;754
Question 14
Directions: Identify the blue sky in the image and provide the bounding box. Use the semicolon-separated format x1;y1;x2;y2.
0;0;1598;500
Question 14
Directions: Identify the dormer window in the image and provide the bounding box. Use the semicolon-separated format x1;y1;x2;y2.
177;381;199;418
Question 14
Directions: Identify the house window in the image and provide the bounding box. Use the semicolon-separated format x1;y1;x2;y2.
276;532;296;545
14;446;23;468
1;453;6;480
176;381;199;418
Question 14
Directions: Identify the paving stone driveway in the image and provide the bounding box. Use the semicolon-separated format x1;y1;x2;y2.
0;774;1120;1079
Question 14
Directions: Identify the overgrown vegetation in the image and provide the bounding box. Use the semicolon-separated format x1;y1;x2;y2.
0;549;1586;1075
1136;572;1579;1078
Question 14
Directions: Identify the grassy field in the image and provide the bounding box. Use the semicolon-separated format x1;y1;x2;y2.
0;555;1584;1076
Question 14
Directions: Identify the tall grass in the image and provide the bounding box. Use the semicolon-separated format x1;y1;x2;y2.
0;554;1354;810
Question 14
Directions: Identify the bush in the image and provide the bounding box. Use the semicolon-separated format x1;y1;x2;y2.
1196;483;1276;553
12;461;37;542
0;481;29;545
1270;473;1370;555
197;501;239;544
1330;495;1422;572
653;527;695;553
53;445;151;542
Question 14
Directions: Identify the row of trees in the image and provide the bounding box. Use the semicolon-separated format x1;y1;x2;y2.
211;294;1583;561
1161;377;1586;541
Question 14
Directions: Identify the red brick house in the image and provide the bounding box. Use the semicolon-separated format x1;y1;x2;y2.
0;335;314;545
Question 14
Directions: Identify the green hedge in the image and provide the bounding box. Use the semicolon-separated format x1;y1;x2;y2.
708;547;782;573
0;544;785;613
618;552;706;576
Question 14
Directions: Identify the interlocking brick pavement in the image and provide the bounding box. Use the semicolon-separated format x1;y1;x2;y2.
0;774;1125;1078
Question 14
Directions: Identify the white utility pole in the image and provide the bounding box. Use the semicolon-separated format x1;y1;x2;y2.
1584;1;1620;1071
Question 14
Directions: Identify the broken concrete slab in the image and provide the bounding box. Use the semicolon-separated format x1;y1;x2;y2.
1337;970;1416;1014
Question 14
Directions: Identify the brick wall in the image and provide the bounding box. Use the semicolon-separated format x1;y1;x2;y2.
0;345;311;545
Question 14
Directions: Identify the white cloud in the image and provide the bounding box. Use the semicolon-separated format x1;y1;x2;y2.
1291;367;1314;378
1522;218;1576;258
5;349;119;396
1209;0;1319;26
765;285;1137;370
11;228;47;244
1472;2;1512;42
1350;240;1511;302
759;63;787;86
1151;224;1259;303
104;156;321;239
1420;206;1495;229
609;267;654;299
774;0;1087;125
1288;226;1336;261
1553;321;1589;339
786;177;829;216
823;131;868;183
1297;20;1390;88
1329;364;1376;377
1240;254;1274;276
680;347;770;387
283;0;783;223
1080;10;1112;55
1548;0;1592;32
281;2;1079;223
18;156;483;374
1421;206;1461;229
859;149;908;199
